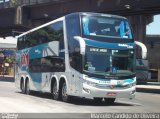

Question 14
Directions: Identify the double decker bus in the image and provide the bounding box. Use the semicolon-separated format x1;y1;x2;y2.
15;12;136;104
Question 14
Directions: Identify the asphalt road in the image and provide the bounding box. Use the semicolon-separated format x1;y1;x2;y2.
0;80;160;118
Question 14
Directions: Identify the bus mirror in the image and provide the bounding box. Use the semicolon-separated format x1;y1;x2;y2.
135;41;147;59
74;36;86;55
75;47;80;52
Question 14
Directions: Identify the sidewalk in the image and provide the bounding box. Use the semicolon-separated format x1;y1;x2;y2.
136;82;160;94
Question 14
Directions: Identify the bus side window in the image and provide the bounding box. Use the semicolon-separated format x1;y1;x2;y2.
50;21;64;42
18;36;27;50
66;14;82;72
51;21;64;58
17;37;23;50
25;35;31;48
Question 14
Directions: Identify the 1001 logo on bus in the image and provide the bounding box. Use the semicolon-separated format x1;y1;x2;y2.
20;53;29;67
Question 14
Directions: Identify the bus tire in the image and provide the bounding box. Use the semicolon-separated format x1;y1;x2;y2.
21;79;25;94
104;98;115;104
61;81;70;102
25;79;30;95
52;81;59;100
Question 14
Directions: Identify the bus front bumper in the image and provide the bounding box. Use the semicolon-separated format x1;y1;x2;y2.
82;84;136;99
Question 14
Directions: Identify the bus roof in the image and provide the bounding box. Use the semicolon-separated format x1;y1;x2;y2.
66;12;126;20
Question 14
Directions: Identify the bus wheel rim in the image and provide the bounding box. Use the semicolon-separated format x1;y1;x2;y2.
62;83;67;98
53;82;57;96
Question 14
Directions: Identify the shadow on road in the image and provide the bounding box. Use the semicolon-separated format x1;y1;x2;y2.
67;97;136;106
17;91;137;107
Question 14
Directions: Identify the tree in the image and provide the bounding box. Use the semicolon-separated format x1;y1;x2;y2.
4;54;16;66
11;0;17;5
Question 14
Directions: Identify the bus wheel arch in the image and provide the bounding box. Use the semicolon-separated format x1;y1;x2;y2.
51;76;59;100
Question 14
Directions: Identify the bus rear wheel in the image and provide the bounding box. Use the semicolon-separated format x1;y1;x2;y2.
104;98;115;104
61;82;70;102
52;81;59;100
21;80;25;94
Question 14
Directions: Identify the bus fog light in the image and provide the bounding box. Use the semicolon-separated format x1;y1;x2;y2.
84;80;97;87
83;88;91;94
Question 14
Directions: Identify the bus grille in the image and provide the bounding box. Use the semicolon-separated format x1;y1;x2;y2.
96;84;131;89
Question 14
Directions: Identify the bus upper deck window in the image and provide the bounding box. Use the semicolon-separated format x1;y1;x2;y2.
82;17;90;35
120;21;132;39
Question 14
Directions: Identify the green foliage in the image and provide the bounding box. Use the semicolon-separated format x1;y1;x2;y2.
29;25;63;45
5;54;16;64
11;0;17;5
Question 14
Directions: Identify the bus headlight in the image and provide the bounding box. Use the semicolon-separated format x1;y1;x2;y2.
84;80;97;87
132;81;136;86
126;81;136;88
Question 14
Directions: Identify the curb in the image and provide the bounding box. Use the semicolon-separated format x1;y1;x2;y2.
136;88;160;94
0;76;14;82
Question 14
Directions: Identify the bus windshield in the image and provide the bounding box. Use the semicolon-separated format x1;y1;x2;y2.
82;15;133;39
84;46;135;76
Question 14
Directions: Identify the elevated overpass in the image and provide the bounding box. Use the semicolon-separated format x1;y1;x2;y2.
0;0;160;39
0;0;160;73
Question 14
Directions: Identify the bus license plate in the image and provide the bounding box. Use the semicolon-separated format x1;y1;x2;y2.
107;92;117;96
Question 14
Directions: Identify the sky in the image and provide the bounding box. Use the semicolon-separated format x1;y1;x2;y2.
146;15;160;35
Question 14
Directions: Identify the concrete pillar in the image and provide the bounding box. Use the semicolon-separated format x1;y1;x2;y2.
127;15;153;58
158;69;160;82
127;15;145;42
15;6;22;25
127;15;153;42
